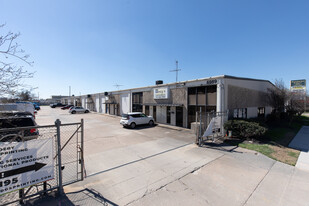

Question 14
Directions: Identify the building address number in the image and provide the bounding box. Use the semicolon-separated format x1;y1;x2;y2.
206;79;217;85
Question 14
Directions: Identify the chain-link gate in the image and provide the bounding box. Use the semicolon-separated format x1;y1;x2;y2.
0;119;84;205
195;110;227;146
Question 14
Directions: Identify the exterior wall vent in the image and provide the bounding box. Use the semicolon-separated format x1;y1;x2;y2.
156;80;163;85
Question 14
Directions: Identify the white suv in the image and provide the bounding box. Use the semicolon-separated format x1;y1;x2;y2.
120;112;155;129
69;106;90;114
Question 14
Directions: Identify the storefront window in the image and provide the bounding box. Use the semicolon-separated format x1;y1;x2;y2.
133;92;143;112
187;85;217;128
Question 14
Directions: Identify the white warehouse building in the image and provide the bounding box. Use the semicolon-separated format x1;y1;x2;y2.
62;75;275;130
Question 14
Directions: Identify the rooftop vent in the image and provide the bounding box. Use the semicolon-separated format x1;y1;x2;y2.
156;80;163;85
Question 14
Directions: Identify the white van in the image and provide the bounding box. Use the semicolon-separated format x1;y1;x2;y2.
0;103;35;116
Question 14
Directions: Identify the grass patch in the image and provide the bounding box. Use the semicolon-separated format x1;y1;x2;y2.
239;143;274;157
288;151;299;158
226;113;309;166
238;143;300;166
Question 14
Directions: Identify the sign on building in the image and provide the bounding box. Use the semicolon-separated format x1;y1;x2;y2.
0;139;54;195
154;87;169;99
291;79;306;92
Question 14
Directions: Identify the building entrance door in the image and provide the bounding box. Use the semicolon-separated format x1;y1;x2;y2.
167;106;171;124
153;106;156;121
176;107;183;127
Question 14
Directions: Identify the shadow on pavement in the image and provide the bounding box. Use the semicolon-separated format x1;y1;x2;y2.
25;188;118;206
122;124;158;130
199;138;243;153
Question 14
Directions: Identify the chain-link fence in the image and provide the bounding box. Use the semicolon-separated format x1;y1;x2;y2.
194;110;227;146
0;119;84;205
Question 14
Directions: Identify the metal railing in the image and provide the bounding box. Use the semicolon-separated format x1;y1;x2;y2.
0;119;84;205
194;110;227;146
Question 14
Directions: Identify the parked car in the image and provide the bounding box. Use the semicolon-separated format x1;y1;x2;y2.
61;105;74;110
69;106;90;114
33;103;41;110
120;112;155;129
0;115;39;142
50;103;65;108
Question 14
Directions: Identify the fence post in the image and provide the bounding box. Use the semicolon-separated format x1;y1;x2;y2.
19;189;24;205
80;119;84;181
199;107;202;145
195;111;198;144
55;119;64;195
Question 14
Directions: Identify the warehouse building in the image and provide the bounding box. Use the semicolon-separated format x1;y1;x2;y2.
62;75;275;129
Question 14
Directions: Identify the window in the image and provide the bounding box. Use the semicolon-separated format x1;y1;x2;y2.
258;107;265;118
233;108;247;119
188;87;197;105
132;92;143;112
132;92;143;104
197;87;206;105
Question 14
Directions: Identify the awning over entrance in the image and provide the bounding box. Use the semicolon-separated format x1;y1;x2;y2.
142;103;183;107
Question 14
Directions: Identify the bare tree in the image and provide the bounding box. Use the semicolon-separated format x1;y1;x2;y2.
16;90;35;101
0;24;34;96
267;79;289;114
267;79;307;121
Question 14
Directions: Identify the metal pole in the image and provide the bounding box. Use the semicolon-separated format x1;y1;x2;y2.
55;119;64;195
195;111;198;144
199;107;202;145
43;181;47;195
19;189;24;205
80;119;85;181
304;92;306;113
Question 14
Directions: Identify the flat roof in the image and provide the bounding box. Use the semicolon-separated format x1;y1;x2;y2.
105;75;273;93
65;74;273;98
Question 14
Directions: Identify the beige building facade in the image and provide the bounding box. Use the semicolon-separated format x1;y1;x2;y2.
62;75;275;129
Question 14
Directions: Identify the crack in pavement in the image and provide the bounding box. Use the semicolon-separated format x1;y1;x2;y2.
242;160;276;206
125;153;225;206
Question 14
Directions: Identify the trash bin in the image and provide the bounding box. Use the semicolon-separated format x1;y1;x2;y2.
228;130;232;137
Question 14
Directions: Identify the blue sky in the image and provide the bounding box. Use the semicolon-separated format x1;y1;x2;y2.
1;0;308;98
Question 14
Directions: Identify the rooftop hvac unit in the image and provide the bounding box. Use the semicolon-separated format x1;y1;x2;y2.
156;80;163;85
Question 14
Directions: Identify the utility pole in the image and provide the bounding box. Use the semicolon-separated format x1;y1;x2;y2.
69;86;71;97
170;60;181;84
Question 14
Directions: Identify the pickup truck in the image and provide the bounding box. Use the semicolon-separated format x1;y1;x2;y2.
50;103;65;108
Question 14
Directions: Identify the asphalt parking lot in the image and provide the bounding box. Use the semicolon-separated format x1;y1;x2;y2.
34;106;309;206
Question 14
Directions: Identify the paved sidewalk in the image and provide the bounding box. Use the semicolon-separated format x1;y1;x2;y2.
289;126;309;171
22;144;309;206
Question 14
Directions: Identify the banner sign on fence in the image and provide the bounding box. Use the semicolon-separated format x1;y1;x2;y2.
0;138;54;195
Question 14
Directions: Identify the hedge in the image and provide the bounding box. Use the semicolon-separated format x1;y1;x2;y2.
224;120;267;139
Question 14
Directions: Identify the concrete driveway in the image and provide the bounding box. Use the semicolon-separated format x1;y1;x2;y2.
34;107;309;206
